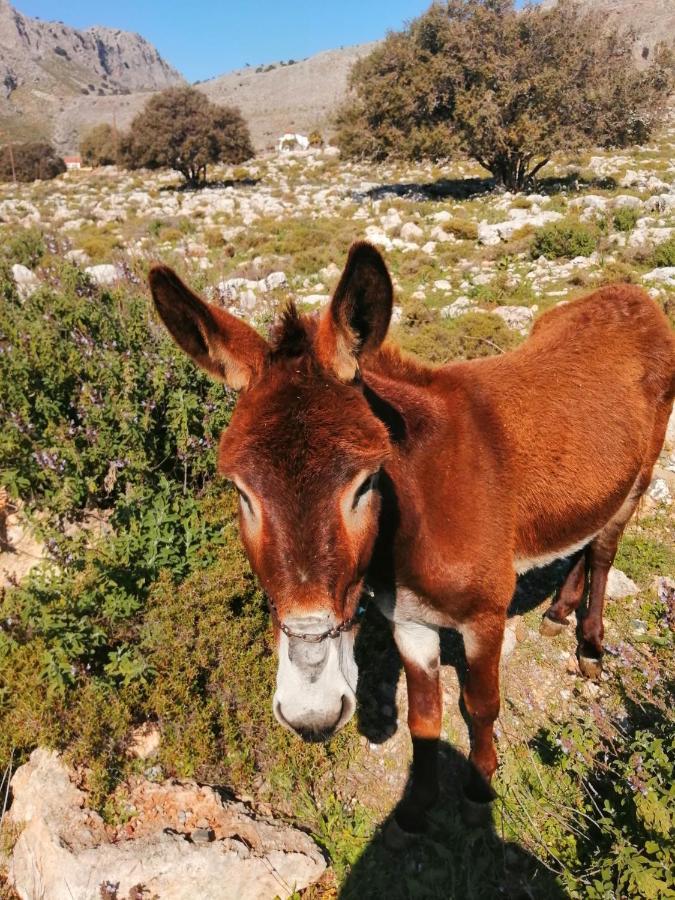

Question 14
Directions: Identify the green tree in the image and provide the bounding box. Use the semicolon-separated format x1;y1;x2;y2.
120;87;254;187
336;0;674;191
80;123;119;167
0;142;66;183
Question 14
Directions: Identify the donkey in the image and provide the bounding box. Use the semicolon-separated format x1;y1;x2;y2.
149;242;674;833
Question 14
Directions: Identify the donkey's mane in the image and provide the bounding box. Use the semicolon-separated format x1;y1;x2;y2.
268;303;318;361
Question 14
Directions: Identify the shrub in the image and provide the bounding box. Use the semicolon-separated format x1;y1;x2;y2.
0;227;45;269
612;206;640;233
80;123;119;167
650;236;675;268
531;222;597;259
0;262;232;515
396;310;520;363
336;0;674;190
0;142;65;183
120;87;254;187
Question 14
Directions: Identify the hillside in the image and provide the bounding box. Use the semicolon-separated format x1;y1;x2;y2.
542;0;675;64
0;0;183;142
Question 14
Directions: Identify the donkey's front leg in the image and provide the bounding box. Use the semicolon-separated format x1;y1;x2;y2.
391;619;442;833
458;613;505;813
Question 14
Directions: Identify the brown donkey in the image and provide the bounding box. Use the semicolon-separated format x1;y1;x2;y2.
149;242;674;832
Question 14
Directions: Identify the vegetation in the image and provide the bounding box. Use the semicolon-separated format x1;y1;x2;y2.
80;123;119;167
120;87;254;187
0;142;65;183
531;221;598;260
336;0;674;190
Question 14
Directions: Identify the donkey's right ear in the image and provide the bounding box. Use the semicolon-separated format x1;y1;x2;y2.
149;265;268;391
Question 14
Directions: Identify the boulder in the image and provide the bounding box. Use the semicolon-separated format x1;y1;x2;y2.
11;263;39;299
85;264;122;286
440;297;477;319
606;567;639;600
7;749;326;900
400;222;424;242
492;305;534;333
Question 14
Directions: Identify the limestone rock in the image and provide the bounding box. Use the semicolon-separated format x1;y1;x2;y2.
11;263;39;299
7;749;326;900
492;305;535;333
400;221;424;242
85;264;122;286
606;567;639;600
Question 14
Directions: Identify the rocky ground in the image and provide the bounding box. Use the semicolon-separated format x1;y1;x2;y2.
0;131;674;899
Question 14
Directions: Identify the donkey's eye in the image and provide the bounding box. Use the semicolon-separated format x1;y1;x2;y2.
352;471;379;509
236;486;253;514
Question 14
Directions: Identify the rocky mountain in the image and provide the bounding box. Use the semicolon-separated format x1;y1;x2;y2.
542;0;675;65
44;42;376;154
0;0;183;141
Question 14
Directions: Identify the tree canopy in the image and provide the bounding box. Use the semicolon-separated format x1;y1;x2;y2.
335;0;674;190
0;142;66;183
80;124;119;167
121;87;254;187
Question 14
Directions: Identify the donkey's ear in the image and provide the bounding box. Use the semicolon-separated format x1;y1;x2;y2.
149;265;268;390
316;241;393;381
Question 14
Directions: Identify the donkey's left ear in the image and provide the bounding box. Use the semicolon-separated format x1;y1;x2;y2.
316;241;393;381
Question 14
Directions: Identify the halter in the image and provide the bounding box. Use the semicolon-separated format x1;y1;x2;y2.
269;585;374;643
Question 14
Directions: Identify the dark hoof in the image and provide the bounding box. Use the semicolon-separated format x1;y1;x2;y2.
578;654;603;680
384;817;421;850
460;791;493;828
539;614;566;637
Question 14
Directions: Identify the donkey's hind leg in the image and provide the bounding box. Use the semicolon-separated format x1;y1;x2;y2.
540;552;587;637
579;401;673;678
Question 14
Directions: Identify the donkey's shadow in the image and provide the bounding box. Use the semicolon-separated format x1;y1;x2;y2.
348;559;576;898
355;553;578;744
339;742;568;899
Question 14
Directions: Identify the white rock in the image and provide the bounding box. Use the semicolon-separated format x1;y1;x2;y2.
492;305;535;332
400;222;424;242
421;241;437;255
612;194;643;210
7;749;325;900
643;267;675;286
11;263;39;299
430;225;456;243
85;264;122;286
364;226;393;251
261;271;287;292
381;209;402;233
440;297;477;319
432;210;452;223
648;478;672;505
433;279;452;291
606;567;639;600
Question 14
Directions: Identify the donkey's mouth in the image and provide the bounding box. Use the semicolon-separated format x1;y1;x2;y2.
274;693;354;742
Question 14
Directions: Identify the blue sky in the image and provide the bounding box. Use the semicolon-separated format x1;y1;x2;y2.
18;1;438;83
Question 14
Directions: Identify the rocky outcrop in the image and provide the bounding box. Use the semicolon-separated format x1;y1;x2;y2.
6;749;326;900
0;0;183;97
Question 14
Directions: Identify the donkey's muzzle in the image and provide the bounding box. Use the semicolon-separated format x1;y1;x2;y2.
274;692;355;742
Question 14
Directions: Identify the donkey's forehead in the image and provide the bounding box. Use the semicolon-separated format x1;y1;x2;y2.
218;368;390;480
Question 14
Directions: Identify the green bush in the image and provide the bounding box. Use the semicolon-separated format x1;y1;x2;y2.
531;222;598;259
650;236;675;268
0;262;232;514
0;227;45;269
612;206;640;233
396;310;521;363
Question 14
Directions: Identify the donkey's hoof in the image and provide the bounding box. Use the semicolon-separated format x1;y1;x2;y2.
578;654;603;680
460;791;493;828
384;817;421;850
539;614;566;637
